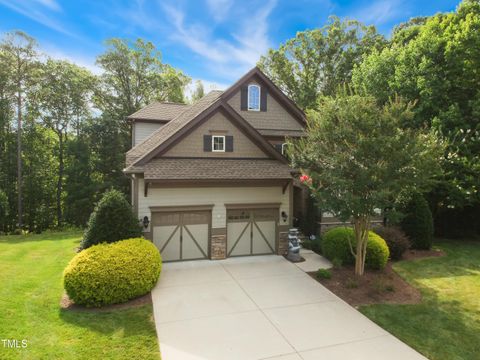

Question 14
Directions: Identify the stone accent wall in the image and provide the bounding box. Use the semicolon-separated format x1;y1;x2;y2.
278;231;289;255
211;234;227;259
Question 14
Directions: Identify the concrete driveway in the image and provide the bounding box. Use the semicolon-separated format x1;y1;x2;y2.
152;255;427;360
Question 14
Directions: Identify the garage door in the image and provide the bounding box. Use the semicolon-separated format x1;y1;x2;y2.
227;208;277;257
152;211;210;262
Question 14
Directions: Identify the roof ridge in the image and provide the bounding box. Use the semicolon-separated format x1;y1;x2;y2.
156;101;189;105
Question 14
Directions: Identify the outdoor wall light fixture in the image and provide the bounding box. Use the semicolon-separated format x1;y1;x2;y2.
281;211;288;223
142;216;150;229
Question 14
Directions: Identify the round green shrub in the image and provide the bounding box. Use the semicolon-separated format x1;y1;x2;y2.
401;195;433;250
321;227;389;270
373;226;410;260
81;189;142;249
64;238;161;307
316;268;332;279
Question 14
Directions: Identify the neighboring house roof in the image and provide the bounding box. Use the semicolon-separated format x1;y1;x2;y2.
127;102;190;121
143;158;293;180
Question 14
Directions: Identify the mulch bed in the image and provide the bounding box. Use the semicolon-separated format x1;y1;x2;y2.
310;250;445;308
60;292;152;312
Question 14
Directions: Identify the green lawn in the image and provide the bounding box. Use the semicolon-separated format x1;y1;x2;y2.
360;240;480;360
0;231;160;360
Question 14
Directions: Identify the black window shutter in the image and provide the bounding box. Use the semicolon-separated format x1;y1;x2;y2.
240;86;248;110
226;136;234;152
260;88;268;111
203;135;212;152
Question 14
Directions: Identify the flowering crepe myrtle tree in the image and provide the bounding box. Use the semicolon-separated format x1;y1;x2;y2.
291;91;442;275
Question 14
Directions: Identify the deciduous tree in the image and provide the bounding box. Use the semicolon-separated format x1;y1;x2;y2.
0;31;40;228
289;91;441;275
36;59;96;225
259;17;386;110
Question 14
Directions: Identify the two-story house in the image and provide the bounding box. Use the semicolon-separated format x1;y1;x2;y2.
124;67;307;262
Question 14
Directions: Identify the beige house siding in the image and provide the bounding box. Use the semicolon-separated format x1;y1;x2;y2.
163;111;268;158
134;122;164;146
227;81;303;131
137;178;291;231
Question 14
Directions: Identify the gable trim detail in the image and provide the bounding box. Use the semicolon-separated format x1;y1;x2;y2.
133;101;287;166
221;67;306;126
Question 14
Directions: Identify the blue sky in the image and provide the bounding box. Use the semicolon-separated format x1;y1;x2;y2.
0;0;460;91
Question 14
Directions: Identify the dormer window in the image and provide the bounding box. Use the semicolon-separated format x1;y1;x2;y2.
212;135;225;152
248;84;260;111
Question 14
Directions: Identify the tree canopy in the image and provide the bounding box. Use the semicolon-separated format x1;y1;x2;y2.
0;34;190;232
258;16;386;110
95;38;190;123
353;0;480;209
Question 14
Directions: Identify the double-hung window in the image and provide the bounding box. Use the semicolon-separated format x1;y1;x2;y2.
248;84;260;111
212;135;225;152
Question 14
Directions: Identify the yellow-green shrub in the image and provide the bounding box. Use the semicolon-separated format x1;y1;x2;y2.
64;238;161;307
322;227;389;270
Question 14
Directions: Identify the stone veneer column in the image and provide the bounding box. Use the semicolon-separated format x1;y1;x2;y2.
211;228;227;259
278;225;289;256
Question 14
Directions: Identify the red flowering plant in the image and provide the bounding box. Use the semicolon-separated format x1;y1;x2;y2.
299;174;312;185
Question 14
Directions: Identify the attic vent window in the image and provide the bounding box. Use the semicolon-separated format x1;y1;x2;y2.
248;84;260;111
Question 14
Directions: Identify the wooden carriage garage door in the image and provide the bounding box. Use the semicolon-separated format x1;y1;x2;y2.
152;211;210;262
227;208;277;257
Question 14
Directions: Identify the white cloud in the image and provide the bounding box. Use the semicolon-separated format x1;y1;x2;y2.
35;0;61;12
161;0;277;80
353;0;404;26
0;0;80;38
206;0;234;22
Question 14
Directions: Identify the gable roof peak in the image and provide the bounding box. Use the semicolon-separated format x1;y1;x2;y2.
221;67;306;124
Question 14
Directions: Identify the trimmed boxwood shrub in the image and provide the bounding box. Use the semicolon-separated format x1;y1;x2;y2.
374;226;410;260
321;227;389;270
401;195;434;250
81;189;142;249
64;238;161;307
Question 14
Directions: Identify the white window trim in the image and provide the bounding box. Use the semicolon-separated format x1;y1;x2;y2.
212;135;225;152
281;143;288;155
247;84;261;111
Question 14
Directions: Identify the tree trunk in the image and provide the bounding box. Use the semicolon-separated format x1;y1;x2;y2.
56;132;64;226
353;217;370;276
16;88;22;229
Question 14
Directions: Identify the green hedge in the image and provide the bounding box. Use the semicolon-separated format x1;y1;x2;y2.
64;238;161;307
322;227;389;270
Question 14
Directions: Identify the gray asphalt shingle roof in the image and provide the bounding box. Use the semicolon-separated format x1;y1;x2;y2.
127;102;190;121
143;158;293;180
